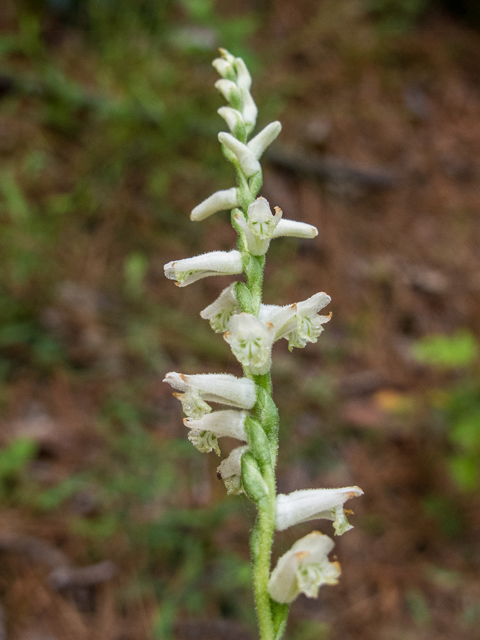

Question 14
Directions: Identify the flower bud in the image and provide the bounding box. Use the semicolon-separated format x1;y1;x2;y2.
164;250;243;287
247;121;282;159
218;132;261;177
191;188;239;222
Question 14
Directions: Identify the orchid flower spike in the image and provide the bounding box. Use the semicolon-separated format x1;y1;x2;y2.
183;409;248;455
164;250;243;287
268;531;341;604
224;313;275;374
217;445;249;495
200;283;240;333
164;372;256;419
260;292;332;351
275;486;364;535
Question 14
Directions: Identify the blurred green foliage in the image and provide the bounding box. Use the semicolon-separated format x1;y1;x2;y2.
413;330;480;493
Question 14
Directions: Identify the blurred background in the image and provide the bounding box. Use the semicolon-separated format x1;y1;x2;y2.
0;1;480;639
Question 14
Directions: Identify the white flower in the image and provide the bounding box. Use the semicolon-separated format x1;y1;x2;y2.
272;219;318;239
200;283;240;333
233;57;252;90
218;132;261;177
259;292;332;351
184;409;248;455
164;250;243;287
234;197;282;255
224;313;275;375
275;486;364;534
164;372;256;419
239;87;257;130
247;122;282;159
217;107;245;136
190;188;239;222
268;531;341;604
217;445;249;495
215;79;240;104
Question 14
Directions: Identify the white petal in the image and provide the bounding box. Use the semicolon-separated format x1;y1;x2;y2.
240;88;257;129
218;132;261;177
164;250;243;287
212;58;232;78
268;531;340;604
191;188;239;221
245;198;282;240
215;79;239;103
275;486;363;532
200;283;240;333
247;122;282;159
184;410;247;441
234;57;252;90
217;107;245;135
234;212;271;256
224;313;275;374
272;219;318;239
217;444;248;495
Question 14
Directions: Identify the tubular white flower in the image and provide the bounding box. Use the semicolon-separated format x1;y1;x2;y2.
164;250;243;287
217;107;245;135
247;122;282;159
268;531;341;604
217;445;248;495
218;132;261;177
164;372;257;418
191;188;239;222
239;87;257;130
184;410;248;455
234;197;282;256
200;283;240;333
212;57;234;78
272;219;318;239
259;292;332;350
275;486;364;534
215;79;240;104
224;313;275;375
234;57;252;90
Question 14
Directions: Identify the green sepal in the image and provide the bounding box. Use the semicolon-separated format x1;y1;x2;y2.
271;600;289;640
228;87;242;112
245;416;272;471
241;451;269;503
233;120;247;144
221;143;239;168
249;169;263;198
234;281;255;314
255;386;279;444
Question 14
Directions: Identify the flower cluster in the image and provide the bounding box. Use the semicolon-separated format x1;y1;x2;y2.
163;49;363;635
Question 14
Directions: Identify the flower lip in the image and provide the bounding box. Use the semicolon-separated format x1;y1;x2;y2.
268;531;341;604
